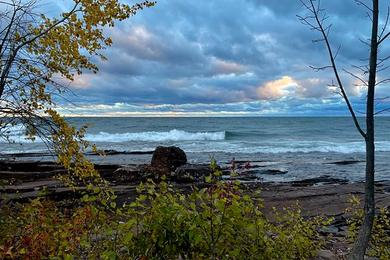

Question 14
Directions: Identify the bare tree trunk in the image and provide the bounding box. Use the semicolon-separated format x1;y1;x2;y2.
299;0;383;257
349;0;378;259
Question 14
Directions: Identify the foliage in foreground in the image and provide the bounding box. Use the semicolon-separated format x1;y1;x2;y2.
346;196;390;259
0;164;332;259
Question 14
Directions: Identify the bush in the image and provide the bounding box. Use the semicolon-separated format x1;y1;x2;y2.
121;179;329;259
0;161;331;259
346;195;390;259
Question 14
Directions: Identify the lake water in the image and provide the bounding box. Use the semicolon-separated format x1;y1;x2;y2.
2;117;390;182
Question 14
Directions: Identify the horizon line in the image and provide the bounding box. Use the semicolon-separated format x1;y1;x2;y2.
60;114;388;118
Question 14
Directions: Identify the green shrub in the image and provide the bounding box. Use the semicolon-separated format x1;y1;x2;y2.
116;178;329;259
346;196;390;259
0;161;331;259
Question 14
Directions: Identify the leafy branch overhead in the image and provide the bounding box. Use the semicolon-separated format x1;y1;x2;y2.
0;0;155;142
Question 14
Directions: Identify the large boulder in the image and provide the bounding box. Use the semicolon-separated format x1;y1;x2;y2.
151;146;187;173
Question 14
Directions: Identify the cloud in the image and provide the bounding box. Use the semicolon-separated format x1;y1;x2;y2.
57;97;365;117
115;26;157;60
211;58;248;75
72;74;93;89
49;0;390;115
257;76;298;100
296;78;331;98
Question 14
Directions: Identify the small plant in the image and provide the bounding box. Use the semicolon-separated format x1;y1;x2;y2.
346;195;390;259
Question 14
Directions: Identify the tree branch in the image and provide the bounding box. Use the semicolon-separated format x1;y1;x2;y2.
300;0;367;139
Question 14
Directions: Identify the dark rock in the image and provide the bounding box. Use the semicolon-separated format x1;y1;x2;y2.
172;164;213;182
0;170;65;181
259;168;288;175
0;160;67;182
238;169;263;175
109;165;160;183
138;165;168;178
231;160;265;164
94;164;121;177
0;160;63;172
151;146;187;173
224;167;287;179
229;174;262;182
0;152;53;158
87;150;154;156
291;175;349;186
325;160;363;165
319;225;339;236
332;214;347;228
111;166;143;183
126;150;154;155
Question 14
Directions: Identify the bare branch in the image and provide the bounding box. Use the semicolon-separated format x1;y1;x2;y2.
378;31;390;45
309;65;333;71
300;0;367;139
378;6;390;40
375;78;390;85
352;64;369;74
374;107;390;115
343;69;368;86
355;0;373;12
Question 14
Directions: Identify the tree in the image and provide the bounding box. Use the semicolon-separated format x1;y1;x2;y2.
298;0;388;258
0;0;154;144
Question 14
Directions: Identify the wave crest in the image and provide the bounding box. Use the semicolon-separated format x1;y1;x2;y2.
85;129;226;142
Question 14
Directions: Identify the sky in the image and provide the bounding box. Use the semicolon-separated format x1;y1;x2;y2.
55;0;390;116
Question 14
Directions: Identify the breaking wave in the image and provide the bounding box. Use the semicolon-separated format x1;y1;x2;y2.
85;129;226;142
2;125;390;155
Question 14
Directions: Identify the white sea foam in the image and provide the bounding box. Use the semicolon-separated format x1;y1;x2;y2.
0;124;41;143
2;125;390;154
85;129;226;142
179;140;390;154
1;128;225;144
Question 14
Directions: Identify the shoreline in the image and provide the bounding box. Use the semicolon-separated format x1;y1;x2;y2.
1;158;389;209
1;157;389;258
0;149;380;183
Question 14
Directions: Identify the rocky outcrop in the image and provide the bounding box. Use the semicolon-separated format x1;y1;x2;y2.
172;164;213;182
100;147;211;182
291;175;349;186
150;146;187;173
110;166;147;183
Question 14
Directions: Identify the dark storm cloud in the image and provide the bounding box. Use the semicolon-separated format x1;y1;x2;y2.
61;0;390;115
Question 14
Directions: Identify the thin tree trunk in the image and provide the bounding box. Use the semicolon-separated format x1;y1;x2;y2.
349;0;378;259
